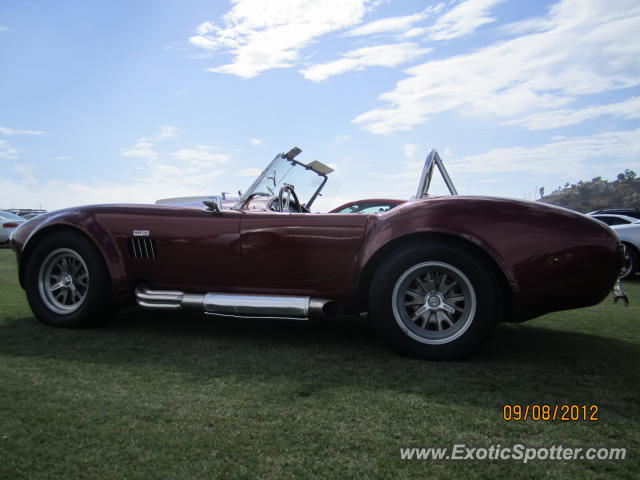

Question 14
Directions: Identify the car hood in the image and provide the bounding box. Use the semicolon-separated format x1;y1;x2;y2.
10;202;208;248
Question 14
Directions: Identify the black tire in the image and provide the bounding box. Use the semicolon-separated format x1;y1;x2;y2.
369;243;503;360
620;245;638;280
24;231;115;327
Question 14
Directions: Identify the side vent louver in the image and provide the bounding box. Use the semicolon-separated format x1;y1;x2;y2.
127;237;158;259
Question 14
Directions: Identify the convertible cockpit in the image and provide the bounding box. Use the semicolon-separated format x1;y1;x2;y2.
235;147;333;213
232;146;457;214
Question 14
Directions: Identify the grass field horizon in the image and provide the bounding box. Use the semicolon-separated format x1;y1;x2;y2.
1;249;638;478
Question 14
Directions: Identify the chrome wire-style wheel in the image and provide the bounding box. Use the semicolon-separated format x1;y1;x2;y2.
37;248;89;314
391;261;476;345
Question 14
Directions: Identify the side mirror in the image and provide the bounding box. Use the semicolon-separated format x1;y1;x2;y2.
203;196;223;214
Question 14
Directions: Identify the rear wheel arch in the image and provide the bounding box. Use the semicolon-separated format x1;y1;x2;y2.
356;232;514;317
368;241;504;359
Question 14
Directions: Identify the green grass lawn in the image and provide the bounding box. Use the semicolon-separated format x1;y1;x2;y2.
0;248;638;479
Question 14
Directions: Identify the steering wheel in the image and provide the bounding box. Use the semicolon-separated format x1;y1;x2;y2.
277;184;303;213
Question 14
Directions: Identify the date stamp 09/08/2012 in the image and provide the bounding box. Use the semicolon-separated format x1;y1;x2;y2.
502;404;600;422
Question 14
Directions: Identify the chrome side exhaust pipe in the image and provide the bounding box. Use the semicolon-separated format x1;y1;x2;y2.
135;286;341;320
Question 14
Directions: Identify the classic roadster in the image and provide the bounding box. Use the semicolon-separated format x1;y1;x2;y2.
10;148;624;359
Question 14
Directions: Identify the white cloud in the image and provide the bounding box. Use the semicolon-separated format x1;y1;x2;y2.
345;9;433;36
0;174;225;211
121;126;180;161
498;17;554;36
353;0;640;134
0;139;18;160
403;143;418;159
190;0;375;78
0;25;12;32
0;126;44;162
249;138;262;146
503;96;640;130
122;141;157;161
301;42;431;82
14;164;35;176
196;21;216;36
238;167;263;176
427;0;508;40
333;134;351;144
0;126;44;136
14;164;38;185
446;128;640;177
153;125;180;140
171;145;229;167
2;139;233;210
371;129;640;198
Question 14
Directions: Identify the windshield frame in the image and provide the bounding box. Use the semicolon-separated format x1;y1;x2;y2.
233;153;329;210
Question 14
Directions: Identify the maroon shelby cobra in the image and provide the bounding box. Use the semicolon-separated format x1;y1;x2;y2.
10;148;624;359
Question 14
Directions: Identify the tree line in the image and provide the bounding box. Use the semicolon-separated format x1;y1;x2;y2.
539;170;640;213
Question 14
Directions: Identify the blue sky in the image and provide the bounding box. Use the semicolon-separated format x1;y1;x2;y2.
1;0;639;211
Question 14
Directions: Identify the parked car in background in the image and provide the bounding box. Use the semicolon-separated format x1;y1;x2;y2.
329;199;404;214
6;209;47;220
589;213;640;226
610;223;640;279
588;208;640;220
0;211;26;247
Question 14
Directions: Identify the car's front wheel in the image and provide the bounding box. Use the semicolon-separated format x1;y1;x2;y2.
25;231;115;327
369;243;503;360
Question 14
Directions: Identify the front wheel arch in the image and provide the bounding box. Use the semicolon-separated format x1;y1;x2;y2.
24;229;116;327
20;225;113;293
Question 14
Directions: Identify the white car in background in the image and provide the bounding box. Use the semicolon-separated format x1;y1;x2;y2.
6;208;47;220
589;213;640;227
610;223;640;279
0;211;26;247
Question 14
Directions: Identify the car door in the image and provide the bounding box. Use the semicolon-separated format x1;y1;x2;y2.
239;211;369;292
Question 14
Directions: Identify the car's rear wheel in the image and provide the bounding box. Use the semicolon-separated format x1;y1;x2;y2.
369;243;503;360
25;231;115;327
620;245;638;279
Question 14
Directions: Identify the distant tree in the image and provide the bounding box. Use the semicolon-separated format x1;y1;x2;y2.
539;170;640;212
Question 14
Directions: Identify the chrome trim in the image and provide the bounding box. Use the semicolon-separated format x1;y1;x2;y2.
204;312;309;322
416;149;458;199
38;248;90;314
309;298;342;316
391;261;476;345
134;286;338;319
203;293;309;317
127;237;157;259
